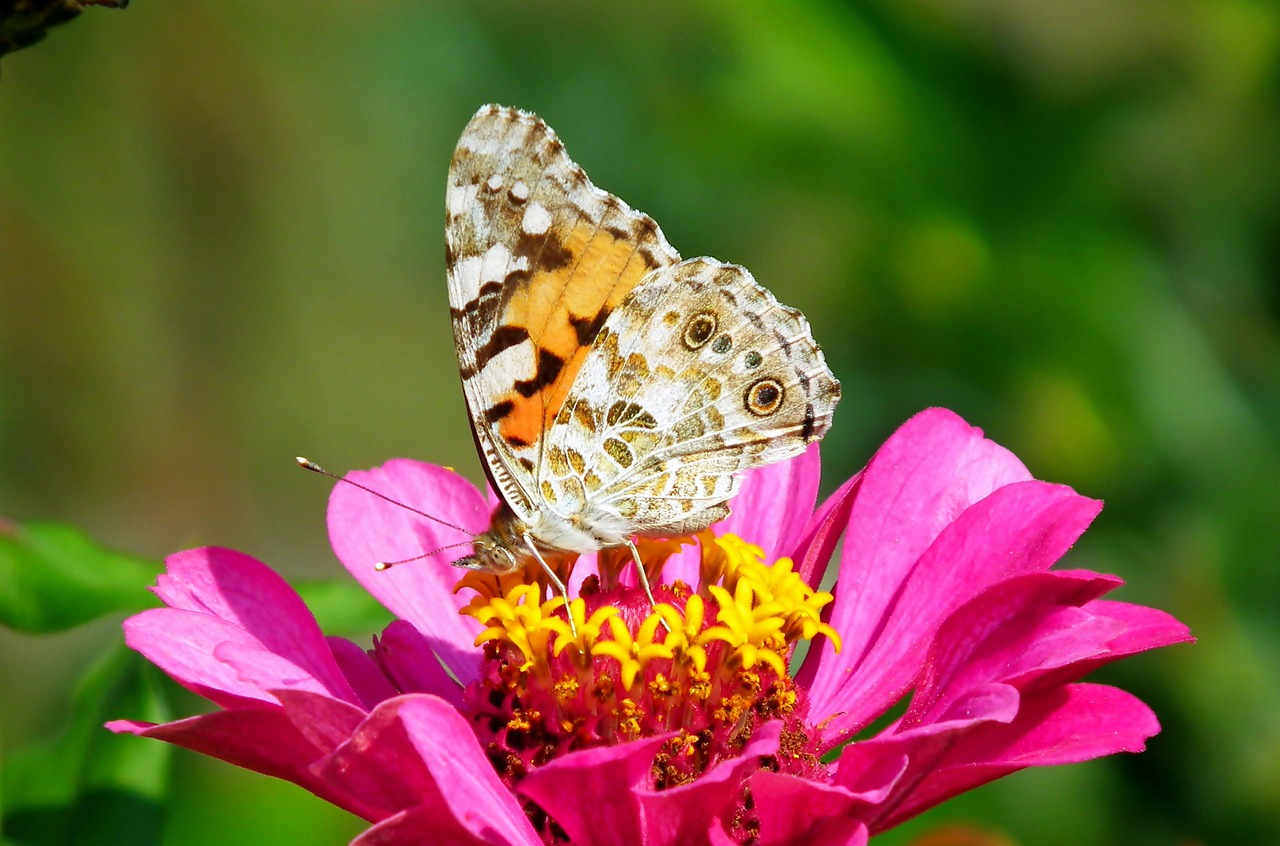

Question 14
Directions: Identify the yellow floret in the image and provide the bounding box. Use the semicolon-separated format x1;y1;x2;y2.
552;600;620;663
654;595;709;673
464;584;569;671
592;612;674;690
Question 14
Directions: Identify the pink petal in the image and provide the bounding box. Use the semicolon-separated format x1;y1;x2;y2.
789;470;861;588
750;772;875;846
272;689;366;752
708;824;739;846
1036;599;1194;685
327;460;489;685
798;411;1030;703
983;599;1192;696
958;682;1159;764
839;410;1033;591
831;729;963;831
351;806;504;846
633;722;784;846
106;709;382;822
818;569;1184;830
373;619;466;708
123;609;292;707
328;636;400;710
567;547;608;593
313;694;536;843
901;570;1193;732
518;733;674;846
804;479;1100;743
719;444;822;560
861;683;1159;831
148;547;359;702
216;640;362;703
902;570;1123;727
822;743;911;805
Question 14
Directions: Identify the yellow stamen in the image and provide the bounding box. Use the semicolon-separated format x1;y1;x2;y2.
551;600;619;662
701;584;789;676
454;527;841;796
464;584;567;670
655;595;709;673
592;612;674;690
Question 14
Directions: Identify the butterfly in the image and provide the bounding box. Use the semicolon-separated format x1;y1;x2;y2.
445;104;840;604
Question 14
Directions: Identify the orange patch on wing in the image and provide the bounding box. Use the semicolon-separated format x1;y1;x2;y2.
494;220;658;449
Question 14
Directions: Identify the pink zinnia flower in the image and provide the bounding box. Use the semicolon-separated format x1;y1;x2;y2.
109;408;1192;845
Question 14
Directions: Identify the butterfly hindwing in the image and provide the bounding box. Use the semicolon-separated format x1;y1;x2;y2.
541;258;841;541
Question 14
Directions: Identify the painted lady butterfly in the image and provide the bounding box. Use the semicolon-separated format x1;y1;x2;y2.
446;105;840;602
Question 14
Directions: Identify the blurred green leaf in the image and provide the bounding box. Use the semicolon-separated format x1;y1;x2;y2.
2;646;171;845
0;520;161;633
293;577;392;638
0;0;127;60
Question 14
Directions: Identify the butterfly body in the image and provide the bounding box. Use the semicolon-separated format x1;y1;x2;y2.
447;105;840;577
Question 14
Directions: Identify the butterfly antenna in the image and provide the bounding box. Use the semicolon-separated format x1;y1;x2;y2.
295;457;475;537
374;540;476;571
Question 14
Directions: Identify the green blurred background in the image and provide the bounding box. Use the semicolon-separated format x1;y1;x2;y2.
1;1;1277;844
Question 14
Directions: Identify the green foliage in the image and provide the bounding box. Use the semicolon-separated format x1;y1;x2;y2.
0;519;386;843
2;648;170;846
293;577;392;638
0;0;126;60
0;522;161;633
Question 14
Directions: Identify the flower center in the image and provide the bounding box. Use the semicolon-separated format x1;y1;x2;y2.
455;532;841;842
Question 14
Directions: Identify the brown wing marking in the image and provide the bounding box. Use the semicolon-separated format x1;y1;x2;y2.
488;216;662;450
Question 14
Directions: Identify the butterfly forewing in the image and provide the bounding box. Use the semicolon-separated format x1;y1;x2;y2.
446;105;681;521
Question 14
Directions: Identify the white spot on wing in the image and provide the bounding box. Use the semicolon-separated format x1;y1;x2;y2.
484;338;538;382
480;244;516;284
462;127;515;157
451;255;483;293
511;180;530;202
446;181;478;217
522;202;552;236
486;173;504;192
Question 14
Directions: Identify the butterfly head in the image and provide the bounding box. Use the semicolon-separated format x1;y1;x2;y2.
452;504;529;574
453;534;521;573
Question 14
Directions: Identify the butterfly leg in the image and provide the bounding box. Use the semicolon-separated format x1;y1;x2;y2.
624;538;661;621
521;534;579;638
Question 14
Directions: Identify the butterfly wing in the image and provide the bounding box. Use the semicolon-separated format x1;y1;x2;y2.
541;257;841;541
446;105;682;520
